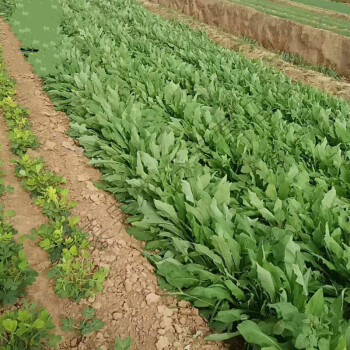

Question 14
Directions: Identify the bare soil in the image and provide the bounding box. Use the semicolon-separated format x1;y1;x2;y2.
0;18;242;350
141;0;350;101
146;0;350;80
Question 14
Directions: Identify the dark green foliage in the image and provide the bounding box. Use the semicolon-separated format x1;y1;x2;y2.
0;0;17;20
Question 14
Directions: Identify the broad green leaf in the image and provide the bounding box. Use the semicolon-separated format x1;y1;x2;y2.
257;263;276;301
238;321;281;349
305;288;324;317
154;200;179;223
322;187;336;208
204;332;239;341
3;319;17;332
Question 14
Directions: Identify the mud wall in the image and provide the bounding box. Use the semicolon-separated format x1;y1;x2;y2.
148;0;350;79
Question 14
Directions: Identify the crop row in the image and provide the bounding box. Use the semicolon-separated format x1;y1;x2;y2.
0;47;61;349
0;146;58;348
8;0;350;348
0;64;108;302
0;44;110;348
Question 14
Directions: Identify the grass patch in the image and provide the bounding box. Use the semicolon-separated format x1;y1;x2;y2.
280;52;343;79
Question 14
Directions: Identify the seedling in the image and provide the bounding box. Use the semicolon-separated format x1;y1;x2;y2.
15;155;66;196
0;301;61;349
0;160;37;305
48;250;109;301
0;97;39;155
32;216;89;262
61;306;104;336
114;337;132;350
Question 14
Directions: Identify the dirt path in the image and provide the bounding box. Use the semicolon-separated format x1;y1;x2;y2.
0;18;237;350
141;0;350;101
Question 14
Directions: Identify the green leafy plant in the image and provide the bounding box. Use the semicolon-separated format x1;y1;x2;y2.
0;223;38;305
0;97;39;155
0;54;15;100
14;155;107;301
0;157;37;305
34;186;77;218
61;306;104;335
32;216;89;262
0;301;61;349
48;249;109;301
114;337;132;350
7;127;40;155
15;154;66;196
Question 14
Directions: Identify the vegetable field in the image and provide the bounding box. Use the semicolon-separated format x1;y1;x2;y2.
1;0;350;349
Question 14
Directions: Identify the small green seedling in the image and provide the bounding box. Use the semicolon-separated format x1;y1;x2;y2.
61;306;104;336
114;337;132;350
0;301;61;349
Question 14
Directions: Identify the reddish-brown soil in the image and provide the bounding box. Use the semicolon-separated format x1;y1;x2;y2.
146;0;350;79
141;0;350;101
0;18;241;350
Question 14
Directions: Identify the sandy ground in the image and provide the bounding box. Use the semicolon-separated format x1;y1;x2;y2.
141;0;350;101
0;18;240;350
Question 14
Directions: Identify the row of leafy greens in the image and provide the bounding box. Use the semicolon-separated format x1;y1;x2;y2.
8;0;350;348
